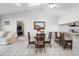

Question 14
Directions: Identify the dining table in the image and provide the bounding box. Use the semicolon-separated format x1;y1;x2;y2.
34;33;50;44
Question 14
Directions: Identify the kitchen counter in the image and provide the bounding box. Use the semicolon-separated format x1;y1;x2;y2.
52;29;79;35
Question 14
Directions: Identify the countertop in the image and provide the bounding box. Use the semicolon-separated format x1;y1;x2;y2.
51;29;79;35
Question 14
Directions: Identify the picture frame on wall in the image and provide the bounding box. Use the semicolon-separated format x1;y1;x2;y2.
5;21;10;25
34;21;45;30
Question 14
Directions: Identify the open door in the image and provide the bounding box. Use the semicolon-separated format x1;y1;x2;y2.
17;21;24;37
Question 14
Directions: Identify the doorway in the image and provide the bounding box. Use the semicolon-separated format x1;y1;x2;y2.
17;21;24;37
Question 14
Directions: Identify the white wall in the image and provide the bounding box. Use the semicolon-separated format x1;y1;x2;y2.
0;8;59;36
0;16;2;30
58;6;79;25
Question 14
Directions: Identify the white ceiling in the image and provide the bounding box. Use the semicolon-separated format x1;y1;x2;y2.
0;3;78;15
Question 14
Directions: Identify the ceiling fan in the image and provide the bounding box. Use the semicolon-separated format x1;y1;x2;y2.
47;3;59;8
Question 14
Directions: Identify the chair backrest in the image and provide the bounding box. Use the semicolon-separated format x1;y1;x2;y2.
55;32;60;39
36;33;45;41
60;32;64;41
27;32;31;43
48;32;52;42
36;33;45;47
55;32;57;40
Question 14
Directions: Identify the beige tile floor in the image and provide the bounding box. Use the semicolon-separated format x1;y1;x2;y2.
0;36;79;56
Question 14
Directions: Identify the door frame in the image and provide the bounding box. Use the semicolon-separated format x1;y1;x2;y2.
17;21;25;36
